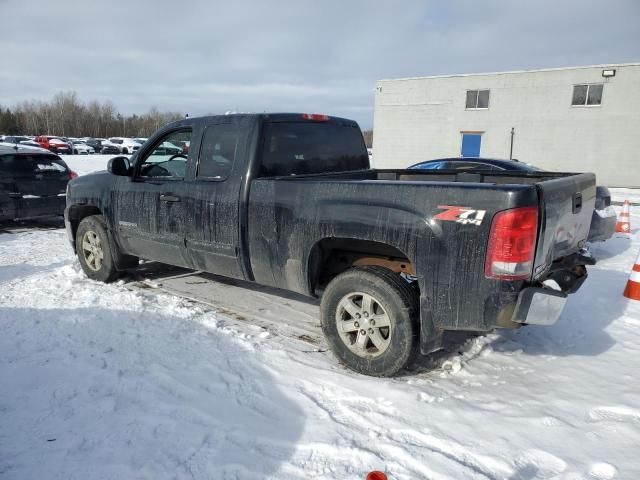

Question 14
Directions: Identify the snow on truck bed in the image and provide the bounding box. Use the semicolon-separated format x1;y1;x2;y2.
1;167;639;479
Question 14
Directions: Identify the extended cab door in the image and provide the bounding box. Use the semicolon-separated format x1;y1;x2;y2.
113;128;193;267
182;120;246;278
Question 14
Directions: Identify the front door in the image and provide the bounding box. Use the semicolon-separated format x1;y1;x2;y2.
114;128;193;267
461;132;482;157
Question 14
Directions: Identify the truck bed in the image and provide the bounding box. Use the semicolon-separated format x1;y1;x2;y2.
258;167;596;276
248;168;595;332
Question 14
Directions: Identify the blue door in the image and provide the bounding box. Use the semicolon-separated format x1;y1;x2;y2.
461;133;482;157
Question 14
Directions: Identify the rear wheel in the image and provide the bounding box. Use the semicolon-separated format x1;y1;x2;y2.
320;266;418;377
122;148;128;154
76;215;119;282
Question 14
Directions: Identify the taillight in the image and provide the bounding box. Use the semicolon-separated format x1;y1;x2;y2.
301;113;329;121
485;206;538;280
69;170;78;180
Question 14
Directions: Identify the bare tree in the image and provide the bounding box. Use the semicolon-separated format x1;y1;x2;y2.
5;91;183;138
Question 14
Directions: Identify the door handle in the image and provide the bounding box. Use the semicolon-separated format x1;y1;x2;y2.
160;194;181;202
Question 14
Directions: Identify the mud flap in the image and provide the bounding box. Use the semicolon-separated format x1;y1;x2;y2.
419;297;444;354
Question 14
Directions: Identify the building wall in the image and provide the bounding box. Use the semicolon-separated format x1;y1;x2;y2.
372;64;640;187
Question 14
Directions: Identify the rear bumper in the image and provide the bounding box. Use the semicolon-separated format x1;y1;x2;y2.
588;207;617;242
51;146;72;153
511;287;567;326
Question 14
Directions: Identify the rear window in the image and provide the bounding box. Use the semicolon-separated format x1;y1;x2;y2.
0;154;69;175
259;122;369;177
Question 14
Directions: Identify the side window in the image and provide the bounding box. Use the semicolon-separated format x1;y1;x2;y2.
196;124;240;180
138;129;192;180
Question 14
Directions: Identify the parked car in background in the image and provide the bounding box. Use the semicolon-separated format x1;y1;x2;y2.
34;136;73;154
83;138;106;153
133;138;148;146
19;140;46;150
0;145;77;221
103;137;141;154
72;141;95;155
100;143;122;155
0;142;50;153
409;157;616;242
151;141;182;155
1;135;33;144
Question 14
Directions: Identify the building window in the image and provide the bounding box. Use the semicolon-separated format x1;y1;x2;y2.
465;89;490;109
572;84;603;106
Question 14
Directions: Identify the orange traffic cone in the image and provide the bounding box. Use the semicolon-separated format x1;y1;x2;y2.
616;200;631;233
623;248;640;300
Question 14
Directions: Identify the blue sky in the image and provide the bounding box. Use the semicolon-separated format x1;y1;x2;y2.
1;0;638;128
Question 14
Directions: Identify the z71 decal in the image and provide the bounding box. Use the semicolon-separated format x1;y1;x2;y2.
434;205;487;226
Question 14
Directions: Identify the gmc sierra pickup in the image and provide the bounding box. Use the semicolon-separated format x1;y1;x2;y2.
65;113;596;376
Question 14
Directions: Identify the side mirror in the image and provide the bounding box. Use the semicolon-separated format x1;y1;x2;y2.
107;156;131;176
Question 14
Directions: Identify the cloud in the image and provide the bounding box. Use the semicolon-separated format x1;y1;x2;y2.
0;0;638;128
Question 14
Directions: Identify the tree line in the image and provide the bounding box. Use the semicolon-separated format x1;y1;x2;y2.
0;91;375;145
0;91;183;139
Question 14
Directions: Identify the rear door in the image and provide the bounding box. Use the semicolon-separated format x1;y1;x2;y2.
533;172;596;278
183;120;246;278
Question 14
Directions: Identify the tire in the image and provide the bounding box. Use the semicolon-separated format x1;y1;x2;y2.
73;149;78;155
122;148;128;154
75;215;120;282
320;266;418;377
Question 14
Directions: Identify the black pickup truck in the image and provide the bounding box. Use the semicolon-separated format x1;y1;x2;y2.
65;113;596;376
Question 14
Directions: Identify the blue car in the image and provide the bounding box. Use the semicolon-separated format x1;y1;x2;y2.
409;157;616;243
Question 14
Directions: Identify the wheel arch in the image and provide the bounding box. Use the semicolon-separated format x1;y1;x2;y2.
306;237;417;297
67;204;103;248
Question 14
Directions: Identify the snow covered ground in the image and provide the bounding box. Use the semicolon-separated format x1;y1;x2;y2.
1;162;640;479
61;154;126;177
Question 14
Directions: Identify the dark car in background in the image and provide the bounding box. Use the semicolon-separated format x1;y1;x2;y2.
0;146;77;221
84;138;105;153
100;143;121;155
409;157;616;242
1;136;32;144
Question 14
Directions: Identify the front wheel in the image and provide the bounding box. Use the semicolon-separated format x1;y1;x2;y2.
75;215;119;282
320;266;418;377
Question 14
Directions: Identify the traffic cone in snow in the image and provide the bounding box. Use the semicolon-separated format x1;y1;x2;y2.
366;472;388;480
616;200;631;233
623;248;640;300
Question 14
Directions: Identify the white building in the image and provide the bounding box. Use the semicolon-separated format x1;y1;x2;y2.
372;63;640;187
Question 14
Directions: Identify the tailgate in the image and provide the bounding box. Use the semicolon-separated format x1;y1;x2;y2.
533;172;596;279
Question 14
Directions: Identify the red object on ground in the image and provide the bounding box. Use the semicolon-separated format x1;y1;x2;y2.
616;200;631;233
623;248;640;300
366;471;388;480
